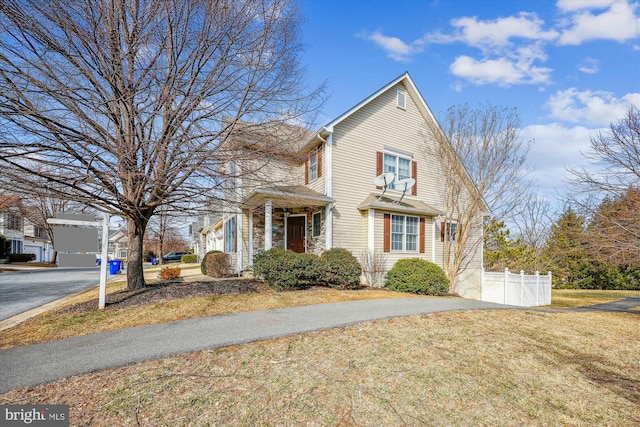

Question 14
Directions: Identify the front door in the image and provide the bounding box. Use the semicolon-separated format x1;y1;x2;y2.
287;216;306;253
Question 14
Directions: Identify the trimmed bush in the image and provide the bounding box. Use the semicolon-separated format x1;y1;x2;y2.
8;253;36;263
181;254;198;264
200;250;222;275
253;248;321;291
385;258;449;296
159;266;180;279
204;252;230;278
320;248;362;289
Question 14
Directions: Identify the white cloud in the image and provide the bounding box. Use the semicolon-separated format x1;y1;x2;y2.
449;43;553;86
356;31;422;62
521;123;599;195
577;57;600;74
450;55;552;86
557;0;640;45
556;0;619;12
545;88;640;125
427;12;558;51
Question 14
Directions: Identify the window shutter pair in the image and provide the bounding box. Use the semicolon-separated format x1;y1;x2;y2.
382;213;425;253
375;151;417;195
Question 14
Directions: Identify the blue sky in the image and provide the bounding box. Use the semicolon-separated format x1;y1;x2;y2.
298;0;640;203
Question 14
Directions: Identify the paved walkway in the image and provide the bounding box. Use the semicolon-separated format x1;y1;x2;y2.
0;297;511;394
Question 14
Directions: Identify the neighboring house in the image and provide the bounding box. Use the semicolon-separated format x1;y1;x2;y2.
191;211;224;260
0;195;26;258
210;73;486;298
23;217;53;262
108;229;128;260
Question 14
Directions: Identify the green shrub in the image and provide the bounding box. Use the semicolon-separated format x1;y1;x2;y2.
200;250;222;275
8;253;36;263
253;248;321;291
319;248;362;289
385;258;449;296
181;254;198;264
0;234;11;259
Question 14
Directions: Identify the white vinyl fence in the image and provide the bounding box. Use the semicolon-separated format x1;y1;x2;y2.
482;268;552;307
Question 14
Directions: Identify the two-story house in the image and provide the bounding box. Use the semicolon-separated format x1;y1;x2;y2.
214;73;485;298
0;194;25;258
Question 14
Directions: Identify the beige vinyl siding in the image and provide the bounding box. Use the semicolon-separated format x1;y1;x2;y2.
331;82;446;254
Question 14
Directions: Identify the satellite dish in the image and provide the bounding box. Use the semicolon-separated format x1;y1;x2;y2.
373;172;395;200
373;172;395;188
395;178;415;203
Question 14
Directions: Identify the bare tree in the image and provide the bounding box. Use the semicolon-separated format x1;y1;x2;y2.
145;206;189;263
425;103;531;291
568;105;640;258
0;0;323;289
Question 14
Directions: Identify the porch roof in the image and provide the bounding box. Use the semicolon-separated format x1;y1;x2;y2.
357;194;444;217
244;185;335;209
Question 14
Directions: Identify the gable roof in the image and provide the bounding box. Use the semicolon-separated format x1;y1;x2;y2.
304;72;488;212
323;72;437;133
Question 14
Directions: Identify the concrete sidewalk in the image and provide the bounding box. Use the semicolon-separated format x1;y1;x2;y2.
0;297;511;394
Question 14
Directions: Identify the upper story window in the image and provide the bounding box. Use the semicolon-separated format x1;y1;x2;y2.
7;212;22;231
305;145;322;184
397;90;406;110
383;153;411;191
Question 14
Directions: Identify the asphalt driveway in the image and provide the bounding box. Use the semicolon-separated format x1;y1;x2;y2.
0;267;105;321
0;297;510;394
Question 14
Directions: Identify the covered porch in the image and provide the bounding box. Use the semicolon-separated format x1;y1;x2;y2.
237;185;334;273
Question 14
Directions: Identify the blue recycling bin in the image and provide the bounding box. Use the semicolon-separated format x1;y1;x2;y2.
97;258;101;266
109;259;122;275
151;257;156;266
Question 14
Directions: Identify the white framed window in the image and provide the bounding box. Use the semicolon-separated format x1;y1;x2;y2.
383;153;411;190
308;149;318;181
7;212;22;231
10;239;22;254
391;214;419;252
397;90;406;110
442;221;458;242
225;216;236;253
312;211;322;237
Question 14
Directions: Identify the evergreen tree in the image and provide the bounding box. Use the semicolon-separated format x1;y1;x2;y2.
484;217;536;272
544;207;590;288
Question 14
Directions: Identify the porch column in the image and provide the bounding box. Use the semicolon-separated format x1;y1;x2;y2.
248;212;254;265
368;208;375;254
265;199;273;251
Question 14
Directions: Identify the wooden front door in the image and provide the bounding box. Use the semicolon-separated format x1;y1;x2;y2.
287;216;306;253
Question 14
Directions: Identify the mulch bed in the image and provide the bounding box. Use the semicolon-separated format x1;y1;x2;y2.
58;278;270;314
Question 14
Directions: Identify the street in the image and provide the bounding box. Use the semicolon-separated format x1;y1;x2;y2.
0;268;104;321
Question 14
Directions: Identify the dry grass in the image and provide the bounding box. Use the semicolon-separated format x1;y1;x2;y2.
2;309;638;426
549;289;640;308
0;284;419;349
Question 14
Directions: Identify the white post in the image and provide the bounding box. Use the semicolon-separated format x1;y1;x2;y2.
248;212;254;265
98;215;109;309
548;271;553;305
520;270;525;306
264;199;272;251
504;267;509;304
535;271;540;306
